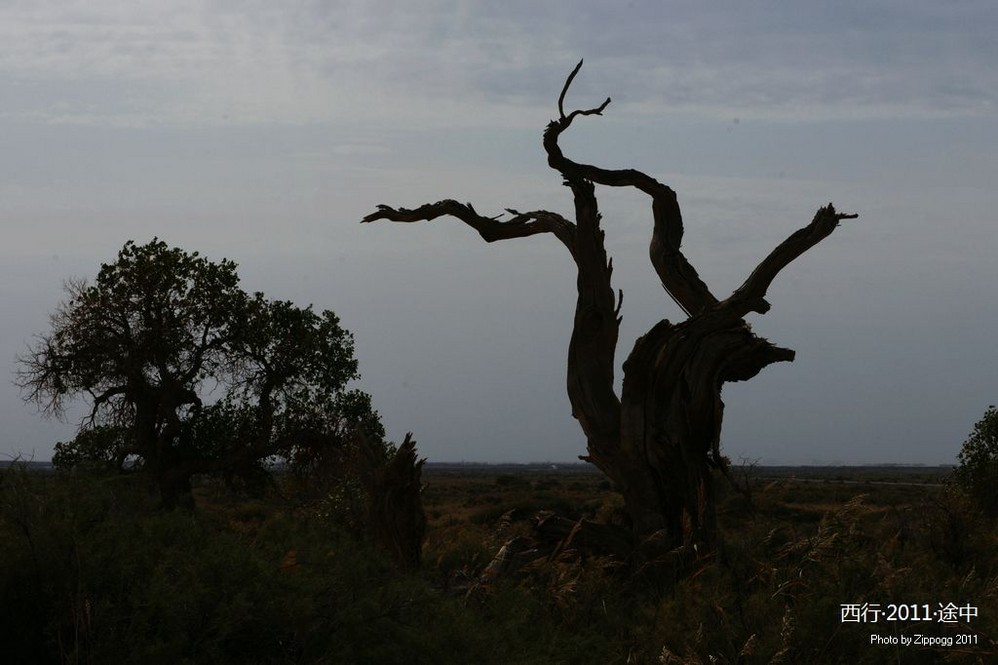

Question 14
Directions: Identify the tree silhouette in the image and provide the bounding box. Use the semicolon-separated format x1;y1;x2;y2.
363;61;857;549
18;239;383;508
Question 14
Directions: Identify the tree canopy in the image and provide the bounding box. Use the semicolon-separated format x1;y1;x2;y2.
18;239;383;506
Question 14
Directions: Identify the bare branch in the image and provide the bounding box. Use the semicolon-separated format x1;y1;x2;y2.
558;59;584;120
362;199;576;250
725;203;859;317
87;385;129;425
544;62;717;317
15;334;70;417
558;59;612;123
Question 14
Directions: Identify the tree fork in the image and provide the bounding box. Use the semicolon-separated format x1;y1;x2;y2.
362;61;857;552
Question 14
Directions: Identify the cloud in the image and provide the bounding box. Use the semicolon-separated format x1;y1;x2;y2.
5;2;995;129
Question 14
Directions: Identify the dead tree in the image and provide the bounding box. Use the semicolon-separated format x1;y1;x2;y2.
363;61;857;551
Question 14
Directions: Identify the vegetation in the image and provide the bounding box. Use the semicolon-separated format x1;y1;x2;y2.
2;462;994;663
7;65;992;664
955;405;998;516
16;239;385;508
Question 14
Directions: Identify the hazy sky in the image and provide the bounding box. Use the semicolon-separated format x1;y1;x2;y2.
2;1;996;465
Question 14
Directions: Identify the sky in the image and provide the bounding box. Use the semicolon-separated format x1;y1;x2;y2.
2;1;996;465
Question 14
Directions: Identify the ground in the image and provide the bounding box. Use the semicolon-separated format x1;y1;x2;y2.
1;461;994;663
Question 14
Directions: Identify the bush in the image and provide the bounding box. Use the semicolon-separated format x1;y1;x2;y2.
955;405;998;516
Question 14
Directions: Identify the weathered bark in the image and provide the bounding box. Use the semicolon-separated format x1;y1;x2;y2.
363;61;856;552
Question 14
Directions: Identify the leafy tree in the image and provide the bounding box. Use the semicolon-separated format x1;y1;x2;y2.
18;239;382;507
955;405;998;516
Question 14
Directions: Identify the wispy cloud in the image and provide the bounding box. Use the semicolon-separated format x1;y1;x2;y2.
4;1;994;128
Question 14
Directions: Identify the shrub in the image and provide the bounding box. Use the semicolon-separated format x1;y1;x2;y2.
955;405;998;516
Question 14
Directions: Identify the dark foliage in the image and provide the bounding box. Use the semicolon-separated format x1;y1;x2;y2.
17;239;383;508
955;405;998;516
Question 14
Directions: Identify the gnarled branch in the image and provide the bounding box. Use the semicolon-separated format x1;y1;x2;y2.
362;200;576;251
544;63;717;317
725;203;859;318
558;59;612;123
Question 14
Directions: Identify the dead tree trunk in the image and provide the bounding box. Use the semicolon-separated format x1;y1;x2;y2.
362;61;856;551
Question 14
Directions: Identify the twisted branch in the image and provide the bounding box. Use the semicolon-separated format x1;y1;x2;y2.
724;203;859;318
558;59;612;123
544;63;718;317
362;200;576;251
